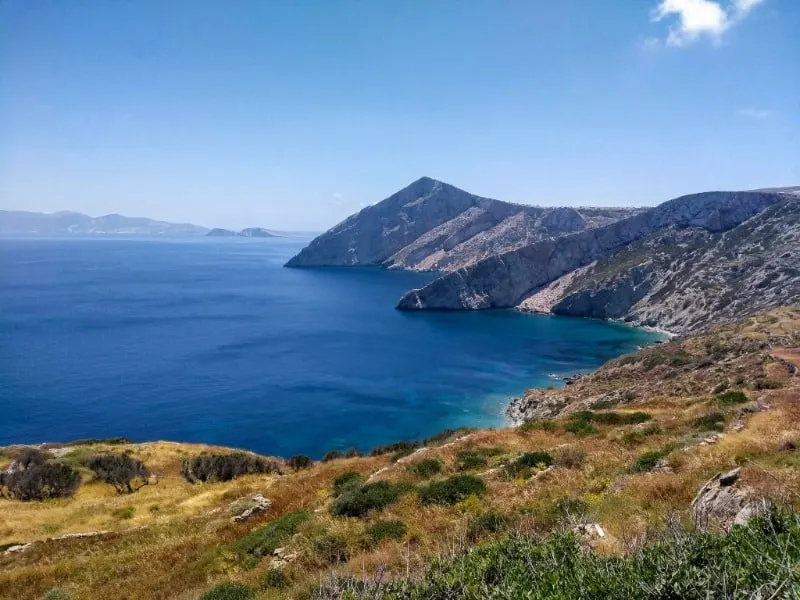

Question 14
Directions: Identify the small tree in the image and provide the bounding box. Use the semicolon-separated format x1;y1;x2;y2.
286;455;312;471
87;453;152;494
2;462;81;501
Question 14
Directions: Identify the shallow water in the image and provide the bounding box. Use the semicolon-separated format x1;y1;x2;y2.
0;237;661;457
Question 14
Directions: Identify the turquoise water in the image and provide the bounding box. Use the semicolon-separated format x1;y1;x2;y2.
0;237;661;457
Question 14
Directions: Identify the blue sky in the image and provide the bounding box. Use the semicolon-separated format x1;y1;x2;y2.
1;1;797;230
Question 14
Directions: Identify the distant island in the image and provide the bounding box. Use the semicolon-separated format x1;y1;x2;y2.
0;210;292;238
207;227;280;238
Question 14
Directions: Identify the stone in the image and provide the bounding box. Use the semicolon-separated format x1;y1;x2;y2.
231;494;271;523
691;468;762;531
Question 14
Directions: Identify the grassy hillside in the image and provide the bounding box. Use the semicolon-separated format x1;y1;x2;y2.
1;306;799;600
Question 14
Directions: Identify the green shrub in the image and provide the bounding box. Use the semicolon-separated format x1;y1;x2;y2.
456;447;505;471
716;391;749;405
630;448;670;473
754;378;783;390
409;458;442;478
87;453;151;494
330;481;410;518
264;569;289;589
504;451;554;479
111;505;135;520
423;427;475;445
286;454;313;471
199;581;254;600
321;511;800;600
365;520;407;544
67;437;132;446
181;453;278;483
233;511;309;562
694;412;725;432
314;532;349;563
333;471;362;496
565;419;597;436
418;475;485;506
369;440;418;457
468;512;509;540
518;419;557;433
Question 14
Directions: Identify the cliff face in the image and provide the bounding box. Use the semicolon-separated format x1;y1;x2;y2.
285;177;641;271
395;191;796;332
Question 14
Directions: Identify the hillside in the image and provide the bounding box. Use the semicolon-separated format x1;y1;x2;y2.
2;305;799;600
207;228;280;238
0;211;209;236
397;190;799;333
285;177;642;271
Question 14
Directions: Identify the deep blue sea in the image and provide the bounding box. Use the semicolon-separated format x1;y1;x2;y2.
0;237;661;458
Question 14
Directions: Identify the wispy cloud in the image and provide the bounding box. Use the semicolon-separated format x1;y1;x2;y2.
650;0;767;47
738;107;772;119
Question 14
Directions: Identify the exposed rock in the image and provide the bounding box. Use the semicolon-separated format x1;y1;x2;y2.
573;523;606;540
0;210;209;236
231;494;271;523
396;191;791;331
691;468;762;531
2;543;33;555
286;177;640;271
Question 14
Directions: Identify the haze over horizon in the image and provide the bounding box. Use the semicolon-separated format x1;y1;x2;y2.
1;1;798;230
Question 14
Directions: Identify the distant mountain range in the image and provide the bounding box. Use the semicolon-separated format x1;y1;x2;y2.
0;210;292;237
287;177;800;334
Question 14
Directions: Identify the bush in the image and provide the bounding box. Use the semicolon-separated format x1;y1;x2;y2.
409;458;442;478
264;569;289;589
199;581;254;600
518;419;557;433
314;532;350;563
111;505;135;520
287;454;313;471
16;448;47;469
423;427;476;445
694;412;725;432
87;453;151;494
565;419;597;436
2;462;81;501
591;411;651;426
630;447;673;473
716;391;749;405
344;448;363;458
553;447;586;469
365;520;407;544
754;378;783;390
323;511;800;600
333;471;362;496
369;440;419;457
418;475;486;506
456;447;505;471
67;437;131;446
322;450;342;462
233;511;309;562
504;451;554;480
330;481;410;518
468;512;509;541
181;453;278;483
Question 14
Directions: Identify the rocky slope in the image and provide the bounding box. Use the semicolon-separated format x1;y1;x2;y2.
397;190;798;333
285;177;641;271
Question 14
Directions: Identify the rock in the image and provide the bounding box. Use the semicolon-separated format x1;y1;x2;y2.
395;447;429;464
231;494;271;523
367;467;390;482
2;543;33;555
691;468;762;531
573;523;606;540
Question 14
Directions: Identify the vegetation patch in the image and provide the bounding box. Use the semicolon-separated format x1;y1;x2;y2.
715;390;749;405
199;581;254;600
365;520;407;545
467;511;509;541
0;450;81;501
332;471;362;496
181;452;278;483
504;451;554;480
456;447;505;471
313;532;350;563
418;475;486;506
754;378;783;390
518;419;557;433
66;437;132;446
87;453;151;494
409;458;442;478
630;446;673;473
286;454;313;471
330;481;411;518
233;510;309;563
693;412;726;432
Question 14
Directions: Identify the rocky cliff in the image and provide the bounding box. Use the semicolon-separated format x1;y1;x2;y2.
285;177;641;271
396;190;798;332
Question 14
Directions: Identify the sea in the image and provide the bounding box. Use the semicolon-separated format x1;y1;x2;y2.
0;237;662;458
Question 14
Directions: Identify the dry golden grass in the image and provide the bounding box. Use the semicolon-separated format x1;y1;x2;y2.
1;306;799;600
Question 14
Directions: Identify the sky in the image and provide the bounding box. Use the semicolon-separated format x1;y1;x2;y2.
1;1;798;230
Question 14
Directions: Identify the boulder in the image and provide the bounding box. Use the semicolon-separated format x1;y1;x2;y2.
231;494;271;523
691;468;762;531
